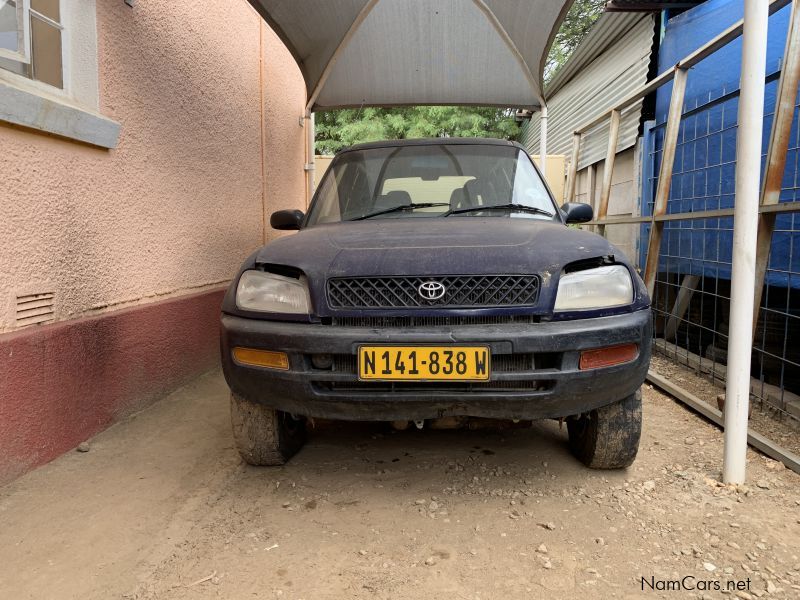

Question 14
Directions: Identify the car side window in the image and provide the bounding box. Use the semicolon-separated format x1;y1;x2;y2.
338;163;372;219
512;152;552;209
312;172;342;224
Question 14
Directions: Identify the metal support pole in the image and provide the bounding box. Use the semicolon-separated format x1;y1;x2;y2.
587;163;597;219
565;133;581;203
539;105;548;179
723;0;769;485
304;110;316;207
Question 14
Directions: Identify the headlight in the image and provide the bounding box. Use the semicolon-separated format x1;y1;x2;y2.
236;270;311;314
554;264;633;311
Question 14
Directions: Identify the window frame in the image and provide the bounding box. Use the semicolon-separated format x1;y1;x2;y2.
28;1;66;89
0;0;31;65
1;0;66;91
0;0;120;149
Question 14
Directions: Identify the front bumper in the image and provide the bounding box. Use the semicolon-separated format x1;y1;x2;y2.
220;309;652;421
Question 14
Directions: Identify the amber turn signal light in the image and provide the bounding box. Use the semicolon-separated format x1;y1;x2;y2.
579;343;639;370
232;347;290;370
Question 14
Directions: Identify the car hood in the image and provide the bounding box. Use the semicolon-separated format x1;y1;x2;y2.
256;218;614;278
241;218;648;319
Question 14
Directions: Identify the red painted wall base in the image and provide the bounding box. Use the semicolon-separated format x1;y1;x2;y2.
0;288;225;485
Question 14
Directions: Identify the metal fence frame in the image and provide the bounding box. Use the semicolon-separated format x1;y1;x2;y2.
562;0;800;471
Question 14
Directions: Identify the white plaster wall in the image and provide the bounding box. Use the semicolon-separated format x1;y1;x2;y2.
0;0;307;332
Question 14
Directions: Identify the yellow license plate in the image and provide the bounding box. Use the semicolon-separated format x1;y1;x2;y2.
358;346;491;381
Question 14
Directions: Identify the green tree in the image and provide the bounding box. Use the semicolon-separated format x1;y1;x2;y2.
315;106;521;155
545;0;606;81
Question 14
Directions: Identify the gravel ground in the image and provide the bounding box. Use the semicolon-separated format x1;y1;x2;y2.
0;370;798;600
650;354;800;457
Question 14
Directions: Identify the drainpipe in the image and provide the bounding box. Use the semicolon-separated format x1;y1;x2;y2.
538;104;548;179
723;0;768;485
304;110;316;207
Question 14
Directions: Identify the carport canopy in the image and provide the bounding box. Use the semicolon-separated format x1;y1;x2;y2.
247;0;574;111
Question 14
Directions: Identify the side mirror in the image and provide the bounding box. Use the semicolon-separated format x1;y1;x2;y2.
270;209;304;231
560;202;593;224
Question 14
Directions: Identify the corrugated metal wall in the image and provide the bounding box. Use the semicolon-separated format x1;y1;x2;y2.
521;13;654;171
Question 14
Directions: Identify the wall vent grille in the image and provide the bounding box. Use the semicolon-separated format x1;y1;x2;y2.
16;292;55;327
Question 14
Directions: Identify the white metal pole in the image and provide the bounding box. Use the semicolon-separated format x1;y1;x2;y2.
723;0;768;484
305;110;316;206
539;104;548;179
310;112;316;197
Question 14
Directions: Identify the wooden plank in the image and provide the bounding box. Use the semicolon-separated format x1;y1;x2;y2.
596;109;621;237
657;207;734;221
752;0;800;335
565;132;581;203
646;370;800;475
760;201;800;214
643;67;689;298
585;201;800;227
665;274;701;341
586;215;651;226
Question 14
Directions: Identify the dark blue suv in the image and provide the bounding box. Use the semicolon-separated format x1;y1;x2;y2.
221;138;651;469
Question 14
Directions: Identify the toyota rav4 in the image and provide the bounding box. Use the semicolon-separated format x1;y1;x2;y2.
221;138;651;469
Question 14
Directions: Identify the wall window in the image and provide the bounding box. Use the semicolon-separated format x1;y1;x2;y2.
0;0;63;89
0;0;120;148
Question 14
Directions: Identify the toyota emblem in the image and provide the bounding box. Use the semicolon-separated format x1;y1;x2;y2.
418;281;446;301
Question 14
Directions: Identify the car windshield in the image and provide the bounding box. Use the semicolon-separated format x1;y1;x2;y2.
305;143;556;225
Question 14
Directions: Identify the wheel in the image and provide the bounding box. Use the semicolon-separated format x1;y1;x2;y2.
230;392;306;466
567;389;642;469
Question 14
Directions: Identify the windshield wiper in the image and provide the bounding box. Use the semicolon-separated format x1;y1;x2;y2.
443;203;554;218
350;202;450;221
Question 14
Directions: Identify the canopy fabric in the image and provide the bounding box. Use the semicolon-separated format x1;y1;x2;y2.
247;0;573;111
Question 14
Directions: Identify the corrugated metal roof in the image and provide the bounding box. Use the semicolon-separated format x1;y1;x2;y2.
247;0;573;111
521;13;655;171
605;0;701;12
546;12;645;97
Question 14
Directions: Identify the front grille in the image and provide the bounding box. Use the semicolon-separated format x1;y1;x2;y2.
329;353;536;373
327;275;540;309
310;353;560;394
328;315;539;327
313;380;554;393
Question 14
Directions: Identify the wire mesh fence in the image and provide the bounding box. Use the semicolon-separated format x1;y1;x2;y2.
637;74;800;430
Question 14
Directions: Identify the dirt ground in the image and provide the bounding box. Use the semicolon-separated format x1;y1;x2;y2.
1;371;798;600
649;354;800;458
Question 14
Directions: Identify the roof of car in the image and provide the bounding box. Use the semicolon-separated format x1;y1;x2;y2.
342;137;525;153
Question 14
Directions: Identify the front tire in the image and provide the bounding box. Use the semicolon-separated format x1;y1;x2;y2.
230;392;306;466
567;389;642;469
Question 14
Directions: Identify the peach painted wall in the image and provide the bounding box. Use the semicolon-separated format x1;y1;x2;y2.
0;0;306;333
262;26;309;241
